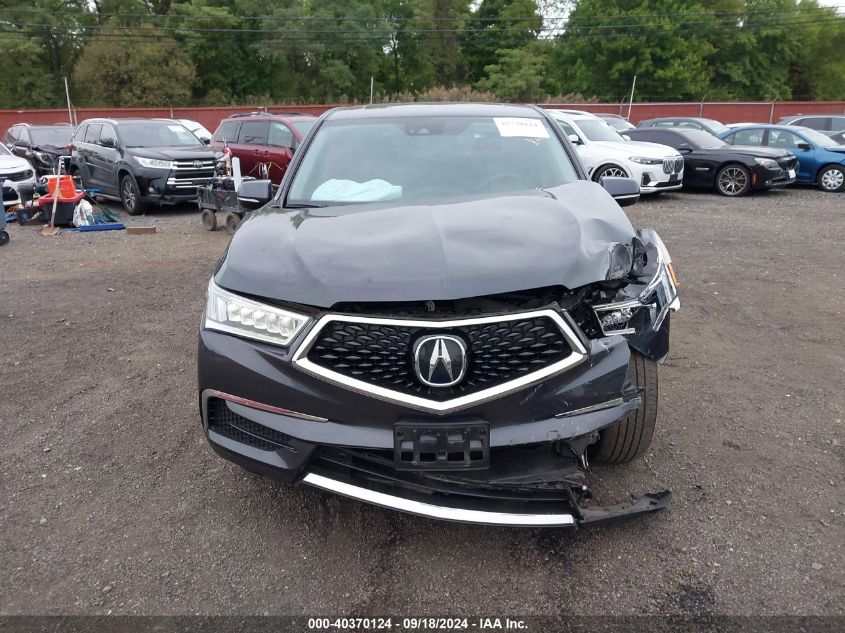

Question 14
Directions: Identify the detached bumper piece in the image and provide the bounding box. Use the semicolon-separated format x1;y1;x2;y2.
301;449;671;528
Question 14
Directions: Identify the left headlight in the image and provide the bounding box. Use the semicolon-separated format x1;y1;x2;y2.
628;156;663;165
754;157;779;170
592;231;680;335
204;280;310;346
136;157;174;169
35;151;54;164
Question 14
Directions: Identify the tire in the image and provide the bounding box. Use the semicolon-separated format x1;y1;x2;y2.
0;230;8;246
201;209;218;231
225;212;242;234
593;164;628;183
591;350;658;464
817;164;845;193
716;163;751;197
120;174;145;215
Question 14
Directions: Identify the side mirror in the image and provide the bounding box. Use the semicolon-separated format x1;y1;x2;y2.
568;133;584;146
202;138;211;145
677;143;693;153
238;179;273;211
796;142;812;150
14;141;29;150
601;176;640;207
100;137;116;148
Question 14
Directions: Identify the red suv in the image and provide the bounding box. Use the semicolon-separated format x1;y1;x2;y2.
210;112;317;183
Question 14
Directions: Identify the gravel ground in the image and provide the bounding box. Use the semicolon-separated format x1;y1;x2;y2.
0;187;843;617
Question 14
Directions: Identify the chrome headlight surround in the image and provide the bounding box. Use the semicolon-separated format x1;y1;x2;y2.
592;231;680;336
204;279;310;347
628;156;663;165
136;157;174;170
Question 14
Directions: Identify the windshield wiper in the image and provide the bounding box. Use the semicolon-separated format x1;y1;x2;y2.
285;202;327;209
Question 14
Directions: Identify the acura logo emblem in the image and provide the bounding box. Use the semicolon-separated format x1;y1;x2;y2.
413;335;467;388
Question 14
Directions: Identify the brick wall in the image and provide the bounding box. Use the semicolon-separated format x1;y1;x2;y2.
2;101;844;136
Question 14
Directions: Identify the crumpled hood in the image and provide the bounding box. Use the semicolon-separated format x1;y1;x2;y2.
216;180;637;308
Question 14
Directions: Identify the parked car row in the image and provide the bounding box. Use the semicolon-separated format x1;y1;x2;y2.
1;111;318;213
547;111;845;195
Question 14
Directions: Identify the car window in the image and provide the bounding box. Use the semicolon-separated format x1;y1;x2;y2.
830;117;845;132
7;127;21;143
74;125;87;143
796;117;828;130
678;129;726;149
767;129;803;148
84;124;102;144
213;120;240;143
30;127;73;146
268;122;294;148
678;120;703;130
287;116;579;206
290;121;314;138
728;129;764;145
99;125;117;146
119;122;200;147
555;119;579;139
577;119;625;142
653;121;677;127
237;121;269;145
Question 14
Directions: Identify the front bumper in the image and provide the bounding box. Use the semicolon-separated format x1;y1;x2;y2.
751;165;796;190
198;310;671;527
1;173;37;208
134;168;213;206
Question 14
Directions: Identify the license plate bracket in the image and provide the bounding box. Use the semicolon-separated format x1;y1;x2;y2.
669;173;679;182
394;421;490;470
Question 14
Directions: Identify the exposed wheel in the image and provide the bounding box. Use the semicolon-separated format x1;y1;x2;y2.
716;164;751;197
593;164;628;183
120;174;145;215
0;230;8;245
225;212;241;234
591;350;658;464
201;209;218;231
818;165;845;192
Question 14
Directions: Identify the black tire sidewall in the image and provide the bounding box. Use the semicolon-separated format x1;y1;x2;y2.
818;165;845;192
121;174;144;215
593;164;627;183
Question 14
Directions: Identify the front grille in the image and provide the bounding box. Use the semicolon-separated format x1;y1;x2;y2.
207;398;291;451
171;159;215;182
306;315;573;402
1;169;34;182
675;156;684;173
662;157;684;174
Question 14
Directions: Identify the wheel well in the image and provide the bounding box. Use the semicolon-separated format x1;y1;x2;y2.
117;169;133;190
816;162;844;181
591;163;629;181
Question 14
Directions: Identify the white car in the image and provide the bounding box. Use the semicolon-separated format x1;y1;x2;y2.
0;142;37;209
547;111;684;194
177;119;213;144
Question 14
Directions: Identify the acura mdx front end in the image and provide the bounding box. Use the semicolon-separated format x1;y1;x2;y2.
197;104;680;528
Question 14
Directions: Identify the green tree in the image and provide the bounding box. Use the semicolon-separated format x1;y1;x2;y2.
476;41;553;101
72;29;195;106
463;0;543;82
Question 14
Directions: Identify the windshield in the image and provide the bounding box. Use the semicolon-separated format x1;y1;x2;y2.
576;118;625;142
287;116;578;206
31;127;73;146
681;129;727;149
796;127;839;146
291;121;315;138
0;143;10;156
701;119;730;134
119;122;201;147
602;117;634;132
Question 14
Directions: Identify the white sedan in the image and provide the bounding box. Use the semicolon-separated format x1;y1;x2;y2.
0;142;37;209
547;111;684;194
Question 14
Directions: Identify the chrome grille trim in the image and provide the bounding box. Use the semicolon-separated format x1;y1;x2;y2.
291;309;589;415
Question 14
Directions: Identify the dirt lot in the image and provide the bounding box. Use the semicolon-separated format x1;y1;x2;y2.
0;188;843;617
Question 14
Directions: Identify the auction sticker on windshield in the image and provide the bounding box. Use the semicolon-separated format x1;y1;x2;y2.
494;117;550;139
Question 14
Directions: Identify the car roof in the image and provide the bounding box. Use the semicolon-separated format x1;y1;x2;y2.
643;117;713;123
546;110;597;122
596;113;626;119
9;122;73;128
77;117;184;126
325;102;546;120
224;111;317;121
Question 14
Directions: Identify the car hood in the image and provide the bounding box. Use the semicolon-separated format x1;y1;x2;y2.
34;143;71;156
215;181;637;308
127;146;216;160
0;154;32;173
821;145;845;154
711;145;793;159
594;140;679;157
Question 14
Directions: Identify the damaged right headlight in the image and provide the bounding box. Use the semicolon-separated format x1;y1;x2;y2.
592;230;680;336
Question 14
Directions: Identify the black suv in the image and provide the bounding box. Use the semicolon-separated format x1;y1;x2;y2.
3;123;74;176
197;103;681;528
70;118;219;214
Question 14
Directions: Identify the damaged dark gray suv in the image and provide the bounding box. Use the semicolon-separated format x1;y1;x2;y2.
197;103;680;528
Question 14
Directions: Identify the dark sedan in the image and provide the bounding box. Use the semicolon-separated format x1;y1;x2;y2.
626;128;797;196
